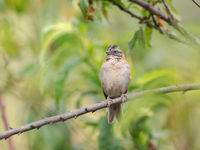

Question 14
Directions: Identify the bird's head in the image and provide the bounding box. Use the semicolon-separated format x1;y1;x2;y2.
106;45;123;58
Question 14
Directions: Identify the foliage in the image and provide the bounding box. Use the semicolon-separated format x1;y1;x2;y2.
98;117;122;150
0;0;200;150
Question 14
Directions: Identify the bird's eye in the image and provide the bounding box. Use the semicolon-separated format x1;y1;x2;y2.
114;50;117;53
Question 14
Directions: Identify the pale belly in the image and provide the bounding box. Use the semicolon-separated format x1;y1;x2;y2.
100;61;130;98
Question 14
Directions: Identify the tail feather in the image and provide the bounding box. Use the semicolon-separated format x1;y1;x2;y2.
108;103;122;124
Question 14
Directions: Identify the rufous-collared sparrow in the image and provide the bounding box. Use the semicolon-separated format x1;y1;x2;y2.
100;45;131;124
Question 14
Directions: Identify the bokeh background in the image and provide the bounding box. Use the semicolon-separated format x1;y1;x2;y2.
0;0;200;149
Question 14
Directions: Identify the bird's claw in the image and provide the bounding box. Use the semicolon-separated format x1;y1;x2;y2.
121;94;127;103
107;96;112;107
107;101;112;107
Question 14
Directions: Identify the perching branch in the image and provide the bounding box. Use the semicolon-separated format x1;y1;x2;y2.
0;92;15;150
0;83;200;140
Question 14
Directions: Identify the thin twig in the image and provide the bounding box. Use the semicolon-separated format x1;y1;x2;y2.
0;92;15;150
192;0;200;8
106;0;165;32
129;0;173;24
107;0;199;44
161;0;176;24
161;0;172;16
107;0;142;20
0;83;200;140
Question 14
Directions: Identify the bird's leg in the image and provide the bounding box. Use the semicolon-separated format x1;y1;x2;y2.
121;94;127;103
107;96;112;107
106;96;112;112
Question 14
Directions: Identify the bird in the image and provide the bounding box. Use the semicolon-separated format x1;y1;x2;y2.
100;45;131;124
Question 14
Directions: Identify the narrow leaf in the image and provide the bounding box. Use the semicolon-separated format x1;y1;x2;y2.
78;0;88;16
54;57;82;103
127;30;139;56
98;117;122;150
138;27;145;48
144;25;153;48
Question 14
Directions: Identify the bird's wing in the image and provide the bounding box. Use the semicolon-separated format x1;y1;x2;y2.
103;90;108;99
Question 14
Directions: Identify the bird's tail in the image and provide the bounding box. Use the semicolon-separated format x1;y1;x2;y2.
108;103;122;124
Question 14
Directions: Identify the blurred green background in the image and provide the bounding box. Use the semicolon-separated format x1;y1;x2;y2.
0;0;200;150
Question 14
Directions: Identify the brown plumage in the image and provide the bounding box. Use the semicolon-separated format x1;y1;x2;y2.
100;45;131;124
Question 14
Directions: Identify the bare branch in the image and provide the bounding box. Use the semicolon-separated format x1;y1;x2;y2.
161;0;174;19
0;92;15;150
0;83;200;140
105;0;165;32
192;0;200;8
107;0;142;20
129;0;173;24
105;0;199;43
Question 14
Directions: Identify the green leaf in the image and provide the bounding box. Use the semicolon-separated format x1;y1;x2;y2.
128;116;151;150
82;118;99;128
163;0;181;21
120;94;170;135
144;25;152;48
138;26;145;48
113;0;126;8
127;2;141;10
136;70;176;88
19;63;38;78
174;23;200;45
127;30;139;56
82;71;100;87
127;26;147;57
98;117;122;150
166;31;185;43
78;0;88;16
54;57;82;103
94;1;103;22
165;0;179;15
102;5;109;21
141;8;149;18
40;22;73;65
75;90;98;109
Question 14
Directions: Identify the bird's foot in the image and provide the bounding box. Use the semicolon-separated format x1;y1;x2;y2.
106;96;112;112
121;94;127;103
107;96;112;107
